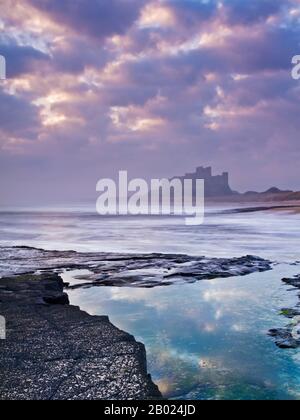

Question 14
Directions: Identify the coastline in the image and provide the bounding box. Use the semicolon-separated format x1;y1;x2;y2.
0;246;272;285
1;245;299;400
0;272;161;400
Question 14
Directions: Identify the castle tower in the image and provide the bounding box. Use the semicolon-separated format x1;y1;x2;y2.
222;172;229;185
171;166;234;197
196;166;212;179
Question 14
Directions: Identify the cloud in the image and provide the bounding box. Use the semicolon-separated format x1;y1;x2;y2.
166;0;218;26
0;38;49;78
0;89;39;134
50;37;111;75
1;0;300;204
223;0;288;24
28;0;146;40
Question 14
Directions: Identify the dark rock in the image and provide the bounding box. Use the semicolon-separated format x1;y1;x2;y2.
0;274;162;400
280;308;300;318
0;246;272;289
43;293;69;305
270;273;300;350
282;275;300;289
268;329;299;349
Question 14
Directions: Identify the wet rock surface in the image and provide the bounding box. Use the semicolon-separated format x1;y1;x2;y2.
269;274;300;349
282;275;300;289
0;273;161;400
0;246;272;289
269;329;299;349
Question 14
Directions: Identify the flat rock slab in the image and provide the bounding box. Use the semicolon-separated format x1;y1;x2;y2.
0;274;161;400
0;246;272;289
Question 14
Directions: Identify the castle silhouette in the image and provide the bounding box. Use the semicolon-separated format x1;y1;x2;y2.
173;166;234;197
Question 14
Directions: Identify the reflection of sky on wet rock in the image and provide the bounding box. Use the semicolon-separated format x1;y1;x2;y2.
68;265;300;400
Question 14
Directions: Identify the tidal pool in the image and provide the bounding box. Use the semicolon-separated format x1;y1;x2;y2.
66;264;300;400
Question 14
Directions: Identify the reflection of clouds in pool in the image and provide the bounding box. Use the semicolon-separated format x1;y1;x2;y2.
287;387;300;400
67;265;300;400
149;347;214;397
215;308;223;320
202;287;256;330
109;288;151;303
203;323;217;333
153;346;199;368
292;352;300;364
150;344;235;398
203;288;250;303
155;378;173;396
109;287;170;311
231;324;247;333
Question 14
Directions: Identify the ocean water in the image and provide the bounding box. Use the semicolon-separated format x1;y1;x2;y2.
1;204;300;400
0;204;299;261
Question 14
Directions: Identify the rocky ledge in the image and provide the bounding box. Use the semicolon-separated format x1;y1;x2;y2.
269;274;300;349
0;273;161;400
0;246;272;289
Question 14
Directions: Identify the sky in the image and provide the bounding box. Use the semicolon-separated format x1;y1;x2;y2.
0;0;300;205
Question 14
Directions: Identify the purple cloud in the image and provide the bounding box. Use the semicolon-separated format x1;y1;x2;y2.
223;0;288;24
0;90;39;134
0;38;49;78
1;0;300;205
28;0;146;40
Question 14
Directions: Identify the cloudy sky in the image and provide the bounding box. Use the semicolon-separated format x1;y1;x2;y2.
0;0;300;205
